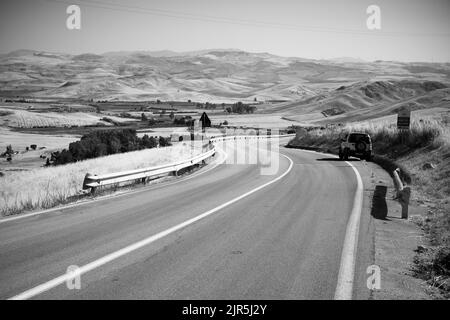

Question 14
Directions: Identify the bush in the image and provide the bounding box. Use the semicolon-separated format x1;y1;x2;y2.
173;116;194;126
413;245;450;297
159;136;172;147
50;129;164;166
141;135;157;148
228;102;256;114
1;145;14;157
173;117;186;125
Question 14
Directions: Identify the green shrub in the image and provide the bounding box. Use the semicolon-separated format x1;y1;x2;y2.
51;129;161;165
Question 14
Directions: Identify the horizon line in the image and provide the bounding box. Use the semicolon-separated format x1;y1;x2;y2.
2;48;449;64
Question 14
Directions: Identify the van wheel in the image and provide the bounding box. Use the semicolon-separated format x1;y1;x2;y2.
343;149;349;160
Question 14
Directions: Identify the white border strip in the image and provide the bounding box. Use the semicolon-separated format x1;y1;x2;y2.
9;154;293;300
334;160;364;300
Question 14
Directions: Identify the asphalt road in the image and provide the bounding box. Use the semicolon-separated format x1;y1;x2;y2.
0;139;374;300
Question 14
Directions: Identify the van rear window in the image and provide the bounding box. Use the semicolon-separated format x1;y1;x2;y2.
348;134;370;143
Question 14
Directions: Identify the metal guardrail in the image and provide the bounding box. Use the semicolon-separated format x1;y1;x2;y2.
210;133;295;143
82;133;295;193
82;147;216;193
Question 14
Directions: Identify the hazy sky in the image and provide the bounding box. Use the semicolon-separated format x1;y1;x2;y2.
0;0;449;62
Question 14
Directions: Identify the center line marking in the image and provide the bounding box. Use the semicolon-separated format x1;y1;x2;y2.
9;153;293;300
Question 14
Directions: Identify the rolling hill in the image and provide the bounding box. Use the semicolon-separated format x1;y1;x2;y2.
279;80;449;124
1;49;449;104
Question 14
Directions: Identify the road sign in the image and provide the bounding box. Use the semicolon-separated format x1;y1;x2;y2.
200;112;211;129
397;109;411;130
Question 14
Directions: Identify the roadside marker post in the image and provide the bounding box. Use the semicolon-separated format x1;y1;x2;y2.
397;108;411;130
397;108;411;145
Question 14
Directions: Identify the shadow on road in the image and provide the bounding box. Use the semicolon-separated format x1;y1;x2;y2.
316;158;361;162
371;185;389;220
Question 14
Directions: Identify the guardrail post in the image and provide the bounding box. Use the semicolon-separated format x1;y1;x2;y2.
393;168;410;219
393;168;403;193
399;187;411;219
82;173;97;194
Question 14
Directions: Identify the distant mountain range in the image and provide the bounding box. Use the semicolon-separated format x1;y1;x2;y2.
0;49;449;103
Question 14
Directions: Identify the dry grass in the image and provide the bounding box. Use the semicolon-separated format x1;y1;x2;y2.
0;127;79;150
0;142;202;216
0;107;133;128
290;117;448;153
289;115;449;195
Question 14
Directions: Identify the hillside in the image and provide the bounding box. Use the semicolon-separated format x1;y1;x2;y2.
1;49;449;103
280;80;450;124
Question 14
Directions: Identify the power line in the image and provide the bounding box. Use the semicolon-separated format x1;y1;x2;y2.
48;0;450;38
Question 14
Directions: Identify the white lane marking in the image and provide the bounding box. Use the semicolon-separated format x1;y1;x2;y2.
9;154;293;300
334;161;364;300
0;148;228;225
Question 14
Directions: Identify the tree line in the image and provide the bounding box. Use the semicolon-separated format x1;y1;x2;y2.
48;129;171;166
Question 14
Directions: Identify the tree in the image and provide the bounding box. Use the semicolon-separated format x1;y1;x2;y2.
47;129;164;166
148;118;156;126
169;111;175;119
5;145;13;155
141;113;148;121
159;136;171;147
141;135;157;149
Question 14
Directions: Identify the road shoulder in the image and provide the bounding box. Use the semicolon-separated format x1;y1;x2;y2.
357;161;431;299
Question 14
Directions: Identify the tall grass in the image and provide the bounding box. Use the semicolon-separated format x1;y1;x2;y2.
0;143;202;216
289;117;449;185
290;117;449;155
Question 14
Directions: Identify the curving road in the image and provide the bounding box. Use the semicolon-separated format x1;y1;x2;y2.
0;138;374;300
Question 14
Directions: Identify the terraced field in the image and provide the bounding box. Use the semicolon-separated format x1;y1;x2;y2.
0;106;136;128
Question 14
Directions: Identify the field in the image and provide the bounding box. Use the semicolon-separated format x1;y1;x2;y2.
0;106;136;128
0;142;203;216
0;101;201;171
209;113;296;129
